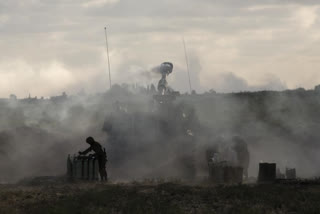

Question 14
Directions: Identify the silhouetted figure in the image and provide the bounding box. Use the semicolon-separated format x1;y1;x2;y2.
79;137;108;181
232;136;250;179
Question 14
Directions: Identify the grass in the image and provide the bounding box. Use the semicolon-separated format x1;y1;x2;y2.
1;182;320;214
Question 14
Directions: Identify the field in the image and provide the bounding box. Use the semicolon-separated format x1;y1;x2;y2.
1;181;320;214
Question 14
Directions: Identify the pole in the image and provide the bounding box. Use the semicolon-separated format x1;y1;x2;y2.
183;38;192;93
104;27;112;89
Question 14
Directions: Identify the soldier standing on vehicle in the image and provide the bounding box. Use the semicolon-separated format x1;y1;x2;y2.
79;136;108;181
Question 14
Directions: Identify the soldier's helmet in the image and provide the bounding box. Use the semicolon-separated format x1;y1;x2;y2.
86;136;95;144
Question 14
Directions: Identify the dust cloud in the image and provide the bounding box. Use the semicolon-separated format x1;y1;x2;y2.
1;80;320;183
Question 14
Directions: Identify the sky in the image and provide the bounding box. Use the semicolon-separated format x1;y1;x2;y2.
1;0;320;97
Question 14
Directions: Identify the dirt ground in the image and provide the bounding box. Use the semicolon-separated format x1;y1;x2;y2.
1;181;320;214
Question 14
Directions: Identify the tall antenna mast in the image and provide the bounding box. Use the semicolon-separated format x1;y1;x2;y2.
183;37;192;93
104;27;112;89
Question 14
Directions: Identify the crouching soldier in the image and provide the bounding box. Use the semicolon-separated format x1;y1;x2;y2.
79;136;108;181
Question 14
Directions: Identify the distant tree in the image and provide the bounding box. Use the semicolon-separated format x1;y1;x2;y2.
209;89;216;94
9;94;17;100
77;89;86;96
109;84;131;96
121;83;129;91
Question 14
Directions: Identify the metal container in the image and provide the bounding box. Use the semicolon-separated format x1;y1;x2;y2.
88;158;99;180
285;168;296;179
83;159;89;180
68;155;100;180
67;154;73;179
208;162;243;184
75;158;83;179
258;163;276;183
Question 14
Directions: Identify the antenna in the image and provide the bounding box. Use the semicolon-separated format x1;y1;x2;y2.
183;37;192;93
104;27;112;89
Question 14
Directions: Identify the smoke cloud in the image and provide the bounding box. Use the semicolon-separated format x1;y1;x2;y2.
1;78;320;183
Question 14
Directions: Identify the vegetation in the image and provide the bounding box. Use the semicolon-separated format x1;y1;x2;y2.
1;182;320;214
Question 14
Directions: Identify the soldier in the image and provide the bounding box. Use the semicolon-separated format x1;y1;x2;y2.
79;137;108;181
232;136;250;179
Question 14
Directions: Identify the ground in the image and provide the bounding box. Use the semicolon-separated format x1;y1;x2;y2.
1;181;320;214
